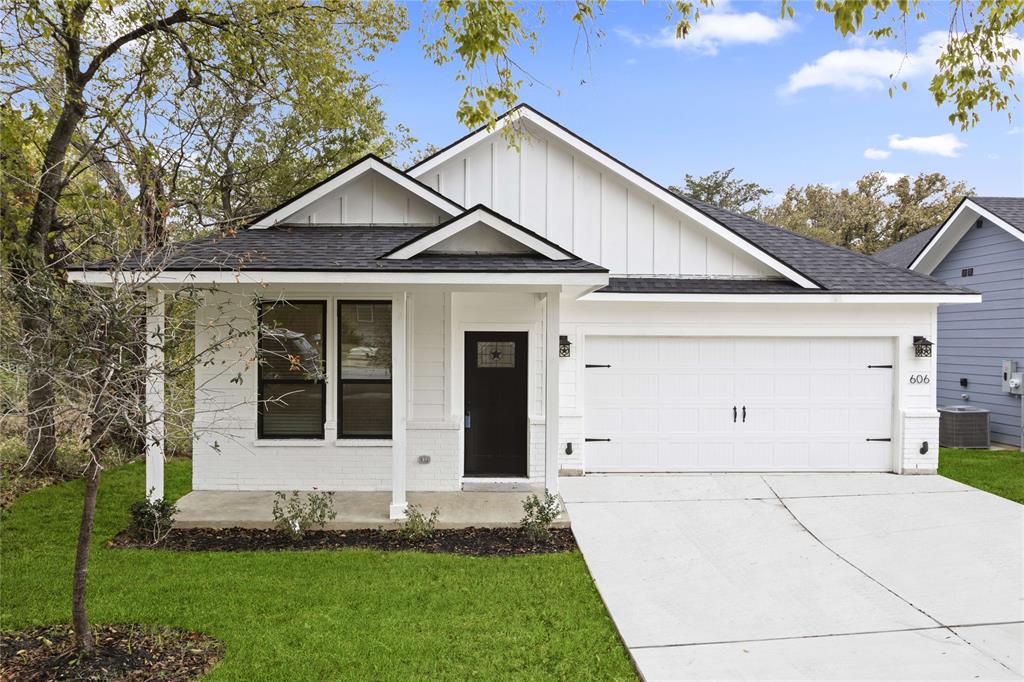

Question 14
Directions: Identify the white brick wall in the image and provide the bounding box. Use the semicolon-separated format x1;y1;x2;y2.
407;423;461;491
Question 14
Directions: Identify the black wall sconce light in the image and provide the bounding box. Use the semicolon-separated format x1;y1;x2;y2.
913;336;933;358
559;335;572;358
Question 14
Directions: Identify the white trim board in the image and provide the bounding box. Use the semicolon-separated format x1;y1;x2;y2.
580;292;982;304
385;207;574;261
251;156;463;228
409;106;822;289
910;198;1024;273
67;269;610;287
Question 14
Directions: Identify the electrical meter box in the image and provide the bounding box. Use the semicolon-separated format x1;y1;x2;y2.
1003;359;1023;395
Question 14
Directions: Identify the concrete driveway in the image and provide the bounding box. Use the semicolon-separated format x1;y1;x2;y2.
561;473;1024;680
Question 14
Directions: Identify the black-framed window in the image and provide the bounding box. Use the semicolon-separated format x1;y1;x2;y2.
257;301;326;439
338;301;392;438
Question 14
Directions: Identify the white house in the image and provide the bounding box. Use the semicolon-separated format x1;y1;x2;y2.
71;105;980;519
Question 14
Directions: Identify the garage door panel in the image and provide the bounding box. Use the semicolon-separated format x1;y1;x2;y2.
658;338;701;365
699;374;734;398
660;408;699;431
660;373;700;398
584;336;894;472
775;374;811;399
622;373;658;398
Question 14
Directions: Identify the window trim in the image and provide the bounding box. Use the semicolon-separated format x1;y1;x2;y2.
257;300;327;440
337;299;393;440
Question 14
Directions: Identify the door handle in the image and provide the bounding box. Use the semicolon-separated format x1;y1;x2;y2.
742;406;747;423
733;406;737;423
464;411;471;429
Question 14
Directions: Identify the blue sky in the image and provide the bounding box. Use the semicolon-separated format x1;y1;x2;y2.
368;1;1023;198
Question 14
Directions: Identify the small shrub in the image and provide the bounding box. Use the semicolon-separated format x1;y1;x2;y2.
520;490;560;543
129;490;179;543
272;489;337;540
396;504;440;541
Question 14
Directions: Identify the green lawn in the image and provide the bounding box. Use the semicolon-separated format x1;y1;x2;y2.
940;447;1024;504
0;460;636;680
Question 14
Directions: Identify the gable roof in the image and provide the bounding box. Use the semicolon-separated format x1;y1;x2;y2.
384;204;577;261
872;227;940;269
80;225;606;274
248;154;464;228
677;199;973;294
409;104;823;289
909;197;1024;273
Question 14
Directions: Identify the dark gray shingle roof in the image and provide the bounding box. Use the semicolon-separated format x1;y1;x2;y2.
872;227;940;268
85;225;607;273
970;197;1024;233
678;198;972;294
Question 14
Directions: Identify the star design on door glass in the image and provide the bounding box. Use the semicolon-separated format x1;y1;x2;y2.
490;349;503;361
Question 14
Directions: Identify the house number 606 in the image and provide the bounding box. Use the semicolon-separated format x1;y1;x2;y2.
909;374;930;384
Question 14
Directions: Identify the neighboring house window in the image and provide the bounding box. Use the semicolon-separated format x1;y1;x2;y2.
338;301;393;438
258;301;326;439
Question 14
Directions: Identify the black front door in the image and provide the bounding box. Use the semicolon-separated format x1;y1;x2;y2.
464;331;528;477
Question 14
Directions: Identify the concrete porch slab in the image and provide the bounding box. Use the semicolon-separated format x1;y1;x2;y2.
174;490;569;530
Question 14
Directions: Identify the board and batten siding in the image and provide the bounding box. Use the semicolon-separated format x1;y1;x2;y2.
412;128;778;278
931;218;1024;447
283;170;446;225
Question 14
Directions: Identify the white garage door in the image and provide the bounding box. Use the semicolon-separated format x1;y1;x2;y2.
584;336;894;472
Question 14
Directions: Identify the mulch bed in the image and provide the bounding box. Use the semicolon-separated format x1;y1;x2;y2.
0;624;222;681
109;526;577;556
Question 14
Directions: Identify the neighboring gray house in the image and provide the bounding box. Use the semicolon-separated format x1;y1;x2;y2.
875;197;1024;448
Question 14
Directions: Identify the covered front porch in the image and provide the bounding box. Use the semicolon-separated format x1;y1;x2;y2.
173;488;570;530
139;277;604;526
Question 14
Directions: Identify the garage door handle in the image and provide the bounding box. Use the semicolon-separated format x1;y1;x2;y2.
733;406;737;422
742;406;746;423
585;438;611;442
585;364;611;368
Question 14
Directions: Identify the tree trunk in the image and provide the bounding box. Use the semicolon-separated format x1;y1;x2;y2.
24;359;58;473
17;93;86;471
72;455;100;656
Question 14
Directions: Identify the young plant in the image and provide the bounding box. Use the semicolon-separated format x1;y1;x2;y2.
396;504;440;542
128;490;179;544
520;490;561;543
272;489;337;540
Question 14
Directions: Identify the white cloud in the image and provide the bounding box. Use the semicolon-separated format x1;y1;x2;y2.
1009;126;1021;136
616;11;794;55
783;30;1023;95
782;32;944;94
888;133;966;158
864;148;891;159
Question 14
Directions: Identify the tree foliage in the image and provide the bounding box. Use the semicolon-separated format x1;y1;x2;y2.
670;168;773;216
762;172;970;254
423;0;1022;133
677;167;969;254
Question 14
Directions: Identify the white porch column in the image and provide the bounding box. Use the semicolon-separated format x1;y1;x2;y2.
389;292;409;519
544;289;560;493
145;288;165;501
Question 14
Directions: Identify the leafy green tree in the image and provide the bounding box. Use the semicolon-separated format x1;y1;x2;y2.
670;168;773;216
2;0;407;470
423;1;1022;133
762;172;970;254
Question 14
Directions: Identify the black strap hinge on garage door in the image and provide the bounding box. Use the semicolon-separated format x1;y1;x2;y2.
585;364;612;368
865;438;892;442
585;438;612;442
867;364;893;369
